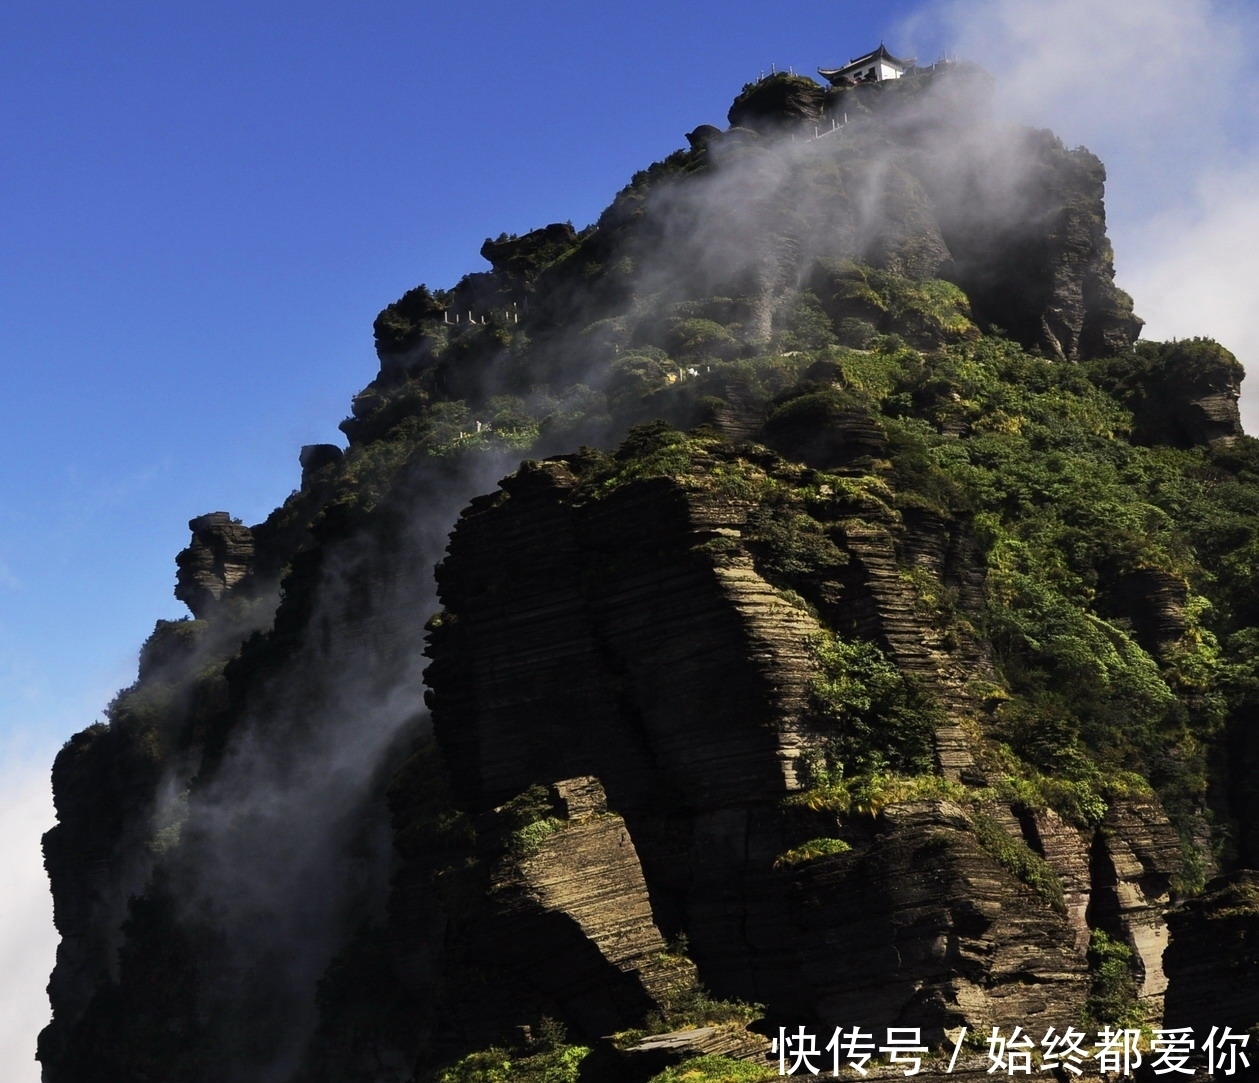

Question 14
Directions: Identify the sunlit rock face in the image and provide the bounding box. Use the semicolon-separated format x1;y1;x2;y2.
429;447;1213;1040
174;511;255;617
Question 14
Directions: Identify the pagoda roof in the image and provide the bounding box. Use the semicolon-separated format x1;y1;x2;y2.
818;44;913;82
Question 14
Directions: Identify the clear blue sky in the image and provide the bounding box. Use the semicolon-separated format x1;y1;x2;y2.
3;2;1258;1078
1;0;945;750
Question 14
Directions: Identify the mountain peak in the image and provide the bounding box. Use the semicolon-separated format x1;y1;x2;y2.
38;60;1256;1083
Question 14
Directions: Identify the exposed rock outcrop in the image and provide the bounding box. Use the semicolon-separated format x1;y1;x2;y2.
299;442;343;487
479;222;578;293
684;124;722;151
727;73;827;132
425;448;1083;1035
1129;339;1245;448
1097;567;1188;661
928;129;1143;361
173;511;255;617
488;777;698;1034
39;724;161;1073
1089;798;1184;1013
427;458;820;809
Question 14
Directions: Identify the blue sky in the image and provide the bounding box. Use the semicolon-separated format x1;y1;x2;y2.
3;1;1258;1077
0;0;942;752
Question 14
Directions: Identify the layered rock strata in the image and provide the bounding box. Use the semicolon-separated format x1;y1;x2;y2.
173;511;255;617
426;449;1094;1038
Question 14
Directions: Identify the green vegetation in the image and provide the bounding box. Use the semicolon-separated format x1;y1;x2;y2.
790;771;966;817
773;836;851;867
428;1043;591;1083
429;1044;776;1083
986;768;1141;830
969;810;1066;913
730;71;823;111
557;325;1256;882
809;261;978;351
373;283;445;353
645;1055;778;1082
510;816;565;856
646;987;762;1032
804;632;941;776
866;337;1244;847
1084;930;1141;1027
744;504;850;584
499;783;566;857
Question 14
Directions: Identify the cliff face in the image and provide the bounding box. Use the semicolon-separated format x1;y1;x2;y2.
425;449;1086;1034
41;61;1259;1083
421;434;1216;1040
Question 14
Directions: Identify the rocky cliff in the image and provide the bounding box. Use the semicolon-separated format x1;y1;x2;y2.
40;60;1257;1083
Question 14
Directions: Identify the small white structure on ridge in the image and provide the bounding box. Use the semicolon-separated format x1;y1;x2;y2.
818;44;913;86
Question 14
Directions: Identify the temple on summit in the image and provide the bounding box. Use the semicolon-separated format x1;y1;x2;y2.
818;44;912;85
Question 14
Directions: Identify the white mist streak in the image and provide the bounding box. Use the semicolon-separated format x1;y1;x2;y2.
905;0;1259;429
0;746;57;1083
155;449;534;1080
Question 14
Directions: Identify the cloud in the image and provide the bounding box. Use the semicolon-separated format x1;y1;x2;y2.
0;747;57;1083
903;0;1259;428
1119;163;1259;432
921;0;1239;140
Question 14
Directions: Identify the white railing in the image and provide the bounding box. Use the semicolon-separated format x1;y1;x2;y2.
442;306;521;326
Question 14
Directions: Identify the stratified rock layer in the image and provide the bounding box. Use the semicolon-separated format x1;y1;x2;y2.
173;511;255;617
426;450;1091;1037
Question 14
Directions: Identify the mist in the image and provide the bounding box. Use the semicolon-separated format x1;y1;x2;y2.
1;744;57;1083
902;0;1259;429
133;445;551;1080
549;53;1121;379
